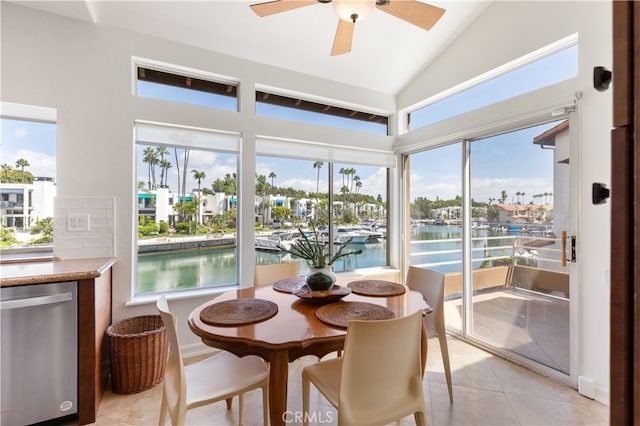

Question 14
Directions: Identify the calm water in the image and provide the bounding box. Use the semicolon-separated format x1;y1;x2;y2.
137;225;516;293
410;225;517;273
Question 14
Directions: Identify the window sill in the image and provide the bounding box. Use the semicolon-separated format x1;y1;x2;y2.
125;284;239;307
126;267;401;307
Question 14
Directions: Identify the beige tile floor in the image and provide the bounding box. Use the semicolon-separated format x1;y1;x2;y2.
87;335;608;426
444;288;570;373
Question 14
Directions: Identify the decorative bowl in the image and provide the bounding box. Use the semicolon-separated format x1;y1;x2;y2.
292;284;351;304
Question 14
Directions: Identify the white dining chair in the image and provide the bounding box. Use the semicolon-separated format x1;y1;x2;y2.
407;265;453;402
254;261;299;286
302;309;428;425
156;295;269;425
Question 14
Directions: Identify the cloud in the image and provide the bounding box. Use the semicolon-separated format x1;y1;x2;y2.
6;149;56;178
13;128;28;138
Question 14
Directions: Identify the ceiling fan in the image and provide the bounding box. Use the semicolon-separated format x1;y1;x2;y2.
249;0;445;56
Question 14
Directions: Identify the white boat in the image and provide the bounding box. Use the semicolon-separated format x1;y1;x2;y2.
315;226;369;244
255;232;295;251
355;221;384;242
335;227;369;244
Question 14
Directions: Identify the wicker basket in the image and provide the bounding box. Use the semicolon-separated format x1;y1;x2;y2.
106;315;168;394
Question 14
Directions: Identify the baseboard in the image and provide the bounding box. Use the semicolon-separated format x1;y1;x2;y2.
578;376;610;406
594;383;609;406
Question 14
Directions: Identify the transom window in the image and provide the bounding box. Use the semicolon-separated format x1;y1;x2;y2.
136;65;238;111
256;90;389;135
407;36;578;131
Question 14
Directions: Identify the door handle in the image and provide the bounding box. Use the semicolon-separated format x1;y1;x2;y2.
0;292;73;310
561;230;567;267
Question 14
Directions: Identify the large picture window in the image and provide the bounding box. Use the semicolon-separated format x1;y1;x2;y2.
254;155;389;275
135;123;240;295
0;116;56;249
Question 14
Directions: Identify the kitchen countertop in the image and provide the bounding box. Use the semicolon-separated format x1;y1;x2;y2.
0;257;117;287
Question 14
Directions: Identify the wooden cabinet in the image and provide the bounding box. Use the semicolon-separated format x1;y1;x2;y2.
0;257;116;425
78;268;113;425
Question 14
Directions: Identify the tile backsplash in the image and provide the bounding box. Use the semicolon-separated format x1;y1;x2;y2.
54;197;115;259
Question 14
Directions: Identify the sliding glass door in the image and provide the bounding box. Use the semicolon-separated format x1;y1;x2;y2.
467;119;573;375
406;117;576;380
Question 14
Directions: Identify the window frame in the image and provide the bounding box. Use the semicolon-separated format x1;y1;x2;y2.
401;33;579;134
132;57;241;111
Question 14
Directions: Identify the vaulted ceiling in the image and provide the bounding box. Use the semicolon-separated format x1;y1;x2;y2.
13;0;490;94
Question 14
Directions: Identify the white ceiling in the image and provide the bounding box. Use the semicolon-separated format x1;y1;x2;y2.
14;0;491;94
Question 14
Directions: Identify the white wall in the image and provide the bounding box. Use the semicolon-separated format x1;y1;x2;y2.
398;1;612;404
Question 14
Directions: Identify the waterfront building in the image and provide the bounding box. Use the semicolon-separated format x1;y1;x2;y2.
0;177;55;230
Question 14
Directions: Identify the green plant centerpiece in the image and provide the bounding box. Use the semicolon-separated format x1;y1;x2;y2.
279;227;363;291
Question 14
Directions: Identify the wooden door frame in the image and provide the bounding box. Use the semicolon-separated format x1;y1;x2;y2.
610;1;639;424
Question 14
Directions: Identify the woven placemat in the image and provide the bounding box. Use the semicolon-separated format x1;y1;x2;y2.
200;298;278;327
316;301;395;328
347;280;406;296
272;277;305;293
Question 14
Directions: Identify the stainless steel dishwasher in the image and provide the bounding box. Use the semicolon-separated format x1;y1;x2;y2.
1;281;78;425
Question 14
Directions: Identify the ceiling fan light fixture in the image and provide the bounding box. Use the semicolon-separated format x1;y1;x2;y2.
332;0;375;22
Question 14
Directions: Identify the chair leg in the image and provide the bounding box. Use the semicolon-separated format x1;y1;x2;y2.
302;370;311;426
414;410;426;426
158;392;168;426
239;393;244;426
226;397;233;409
261;384;269;426
438;332;453;403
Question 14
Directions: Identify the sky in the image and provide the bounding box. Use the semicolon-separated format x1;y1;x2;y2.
1;118;56;178
408;121;559;204
1;43;575;205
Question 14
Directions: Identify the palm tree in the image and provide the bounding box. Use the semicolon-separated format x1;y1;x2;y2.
500;190;507;204
142;147;157;189
1;163;13;182
180;149;191;202
256;173;267;196
174;148;181;199
191;169;206;224
260;198;271;226
515;191;522;204
268;172;277;193
160;160;172;187
15;158;30;183
192;170;206;192
156;146;170;186
156;146;169;162
313;161;323;194
339;167;346;188
351;173;360;192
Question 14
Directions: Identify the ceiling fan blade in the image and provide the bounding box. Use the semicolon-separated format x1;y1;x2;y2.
376;0;445;31
331;19;355;56
250;0;317;17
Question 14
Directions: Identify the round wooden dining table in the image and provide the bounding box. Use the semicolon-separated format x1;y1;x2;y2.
188;278;430;426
